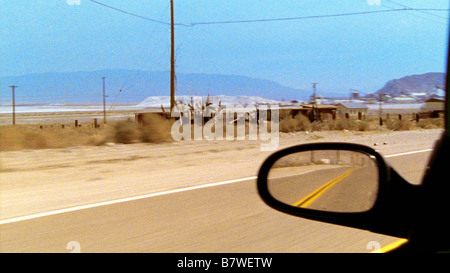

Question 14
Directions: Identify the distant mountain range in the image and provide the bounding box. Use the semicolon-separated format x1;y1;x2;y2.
0;69;309;105
375;72;446;97
1;70;445;105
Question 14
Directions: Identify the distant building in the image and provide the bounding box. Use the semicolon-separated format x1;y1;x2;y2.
302;103;337;121
350;91;359;100
422;86;445;113
422;96;445;113
336;102;368;117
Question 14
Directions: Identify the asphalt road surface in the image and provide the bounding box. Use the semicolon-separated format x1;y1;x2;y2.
269;166;379;213
0;148;432;253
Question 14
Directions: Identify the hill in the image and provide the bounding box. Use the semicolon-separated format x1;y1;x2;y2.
375;72;445;97
0;69;308;105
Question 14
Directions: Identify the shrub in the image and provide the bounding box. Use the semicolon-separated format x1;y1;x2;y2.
112;121;140;144
138;114;173;143
325;119;356;131
0;123;111;151
355;120;371;131
385;119;414;131
417;118;444;129
279;114;312;133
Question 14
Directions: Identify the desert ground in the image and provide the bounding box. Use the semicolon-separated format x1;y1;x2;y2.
0;115;443;220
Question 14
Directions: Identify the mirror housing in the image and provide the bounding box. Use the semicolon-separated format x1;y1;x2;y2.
257;143;419;239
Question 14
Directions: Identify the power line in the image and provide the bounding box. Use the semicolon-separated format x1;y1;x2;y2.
382;1;448;26
88;0;449;27
88;0;190;26
186;8;449;26
88;0;170;25
386;0;448;20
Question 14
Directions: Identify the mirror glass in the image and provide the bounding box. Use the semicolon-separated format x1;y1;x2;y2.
268;150;379;213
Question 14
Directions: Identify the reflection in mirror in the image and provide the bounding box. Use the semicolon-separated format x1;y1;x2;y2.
268;150;379;213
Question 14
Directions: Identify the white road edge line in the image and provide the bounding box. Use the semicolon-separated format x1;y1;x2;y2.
0;176;257;225
0;148;434;225
384;149;433;158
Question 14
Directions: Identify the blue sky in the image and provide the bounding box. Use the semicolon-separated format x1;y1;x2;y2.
1;0;449;97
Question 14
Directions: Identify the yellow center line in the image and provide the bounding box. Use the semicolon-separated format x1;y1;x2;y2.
290;166;409;253
293;167;359;208
372;239;409;253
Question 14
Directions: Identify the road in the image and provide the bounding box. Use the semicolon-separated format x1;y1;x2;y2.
0;130;440;252
269;165;378;212
0;153;432;252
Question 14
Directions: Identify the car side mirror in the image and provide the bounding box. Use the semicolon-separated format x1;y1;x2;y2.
257;143;419;239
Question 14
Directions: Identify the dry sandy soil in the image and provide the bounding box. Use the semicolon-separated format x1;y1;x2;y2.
0;128;444;220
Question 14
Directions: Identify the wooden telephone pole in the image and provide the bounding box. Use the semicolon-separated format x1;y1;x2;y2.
9;85;17;125
170;0;176;111
311;83;318;104
102;76;106;124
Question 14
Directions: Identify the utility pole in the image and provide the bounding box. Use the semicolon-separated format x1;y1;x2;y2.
379;93;384;126
311;83;318;104
102;77;106;124
170;0;176;112
9;85;17;125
